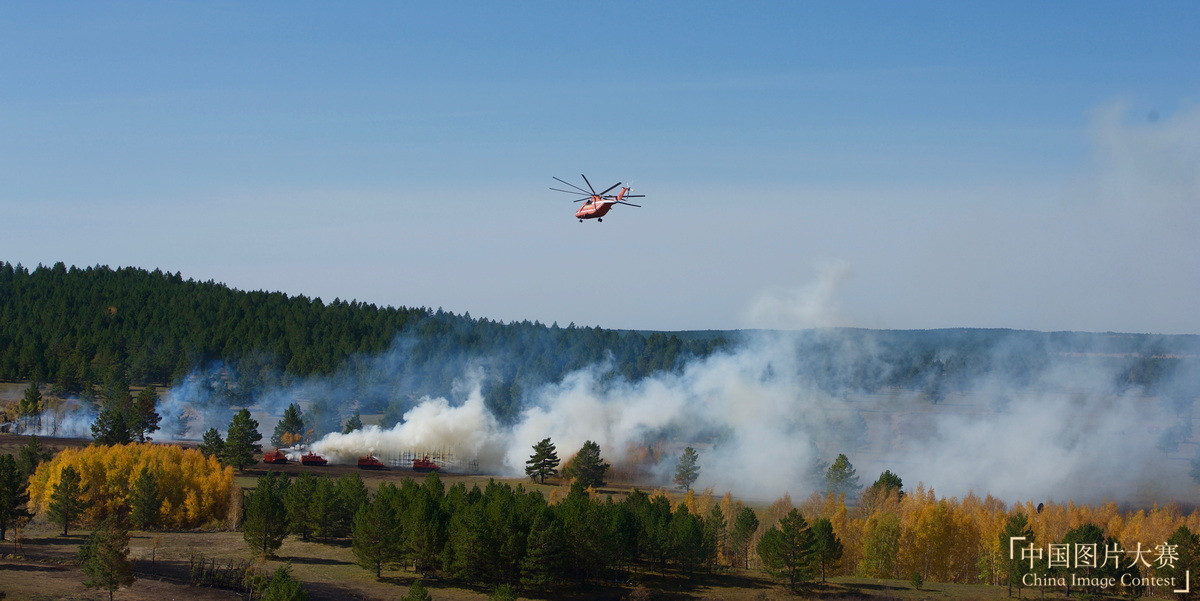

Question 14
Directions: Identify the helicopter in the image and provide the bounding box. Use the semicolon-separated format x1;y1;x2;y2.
551;174;645;222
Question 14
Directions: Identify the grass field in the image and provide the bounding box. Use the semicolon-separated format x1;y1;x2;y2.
7;516;1184;601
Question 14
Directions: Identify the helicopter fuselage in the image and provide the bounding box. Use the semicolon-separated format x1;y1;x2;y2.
575;197;616;220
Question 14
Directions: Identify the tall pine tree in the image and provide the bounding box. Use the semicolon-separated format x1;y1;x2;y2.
48;465;90;536
674;447;700;491
351;483;404;578
78;515;135;601
272;403;305;448
757;509;815;591
0;454;33;541
563;440;609;489
128;467;162;530
223;409;263;470
525;438;560;484
243;473;289;558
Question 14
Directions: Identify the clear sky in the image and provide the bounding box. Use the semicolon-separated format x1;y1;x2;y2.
3;2;1198;333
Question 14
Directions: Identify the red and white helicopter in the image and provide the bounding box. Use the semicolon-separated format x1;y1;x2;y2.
551;174;645;222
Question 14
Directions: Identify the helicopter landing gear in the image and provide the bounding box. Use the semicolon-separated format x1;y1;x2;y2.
598;218;603;222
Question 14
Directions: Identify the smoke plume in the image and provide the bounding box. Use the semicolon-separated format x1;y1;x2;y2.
155;321;1199;506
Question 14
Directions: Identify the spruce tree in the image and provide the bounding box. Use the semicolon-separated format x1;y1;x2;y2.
272;403;305;448
243;473;289;558
810;517;843;582
520;511;566;593
824;453;860;497
1000;512;1035;598
673;446;700;491
729;506;760;569
525;437;560;484
563;440;609;489
756;509;814;591
129;467;162;530
261;563;308;601
351;484;404;579
48;465;91;536
223;409;263;470
283;473;318;541
132;386;161;442
343;411;363;433
18;381;42;432
1163;525;1200;597
334;473;369;537
78;515;135;601
16;434;52;477
0;454;34;541
90;405;132;446
403;580;433;601
198;427;224;458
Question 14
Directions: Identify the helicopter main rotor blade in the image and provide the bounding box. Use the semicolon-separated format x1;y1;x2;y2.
552;177;591;195
599;182;622;196
616;201;641;207
550;187;589;195
622;194;645;198
580;174;598;195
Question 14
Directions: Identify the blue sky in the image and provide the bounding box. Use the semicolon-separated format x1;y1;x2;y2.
3;2;1199;333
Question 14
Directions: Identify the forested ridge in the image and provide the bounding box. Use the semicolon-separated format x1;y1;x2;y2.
0;261;724;422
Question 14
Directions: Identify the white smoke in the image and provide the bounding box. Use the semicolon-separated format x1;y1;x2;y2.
312;386;508;470
291;321;1197;505
745;259;853;329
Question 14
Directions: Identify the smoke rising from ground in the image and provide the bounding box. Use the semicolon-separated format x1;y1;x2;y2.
155;322;1200;506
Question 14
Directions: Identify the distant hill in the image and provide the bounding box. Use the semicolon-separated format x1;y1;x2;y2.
0;260;725;423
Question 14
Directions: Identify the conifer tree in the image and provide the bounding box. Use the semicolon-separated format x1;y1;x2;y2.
129;466;162;530
757;508;814;591
824;453;860;497
563;440;609;489
352;484;404;578
308;476;339;541
810;517;843;582
520;510;566;593
261;563;308;601
1164;525;1200;600
90;405;132;446
525;438;560;484
284;473;318;541
243;473;289;558
334;473;369;537
0;454;33;541
1000;512;1035;598
488;584;517;601
48;465;90;535
132;385;161;442
343;411;363;434
78;515;135;601
223;409;263;470
272;403;305;448
403;580;433;601
198;427;224;458
18;381;42;432
16;434;51;478
729;506;759;569
674;446;700;491
703;504;726;570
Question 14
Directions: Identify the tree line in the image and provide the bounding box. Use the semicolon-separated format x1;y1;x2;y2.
0;260;724;425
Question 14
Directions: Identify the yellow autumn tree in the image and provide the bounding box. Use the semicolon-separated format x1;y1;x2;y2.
27;443;234;529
